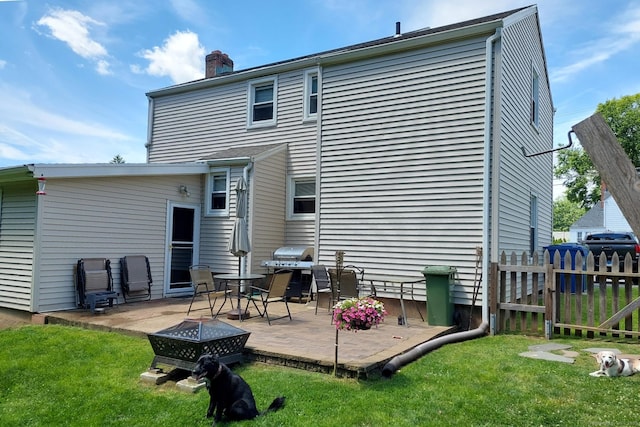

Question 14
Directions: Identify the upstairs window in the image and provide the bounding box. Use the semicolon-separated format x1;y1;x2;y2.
248;76;278;128
303;70;318;121
206;169;229;216
530;64;540;128
288;177;315;219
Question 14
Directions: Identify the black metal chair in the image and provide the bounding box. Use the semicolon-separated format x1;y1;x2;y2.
312;264;331;314
328;265;367;304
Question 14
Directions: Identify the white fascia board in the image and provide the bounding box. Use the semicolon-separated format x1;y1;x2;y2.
29;163;210;179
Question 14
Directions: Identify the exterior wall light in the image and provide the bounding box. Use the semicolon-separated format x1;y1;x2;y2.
179;185;190;197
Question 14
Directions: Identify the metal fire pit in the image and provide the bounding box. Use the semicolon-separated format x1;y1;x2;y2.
147;319;250;371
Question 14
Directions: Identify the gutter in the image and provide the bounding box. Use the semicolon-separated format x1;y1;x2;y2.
382;28;501;378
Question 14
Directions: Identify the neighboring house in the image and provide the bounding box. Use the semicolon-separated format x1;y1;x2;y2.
0;6;553;322
569;192;632;242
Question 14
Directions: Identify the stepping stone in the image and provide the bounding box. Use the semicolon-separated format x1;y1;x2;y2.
519;350;575;364
561;350;580;358
528;343;572;352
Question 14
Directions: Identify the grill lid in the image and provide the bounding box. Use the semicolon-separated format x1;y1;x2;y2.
272;246;314;261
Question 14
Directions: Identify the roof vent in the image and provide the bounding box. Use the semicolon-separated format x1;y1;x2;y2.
395;21;401;37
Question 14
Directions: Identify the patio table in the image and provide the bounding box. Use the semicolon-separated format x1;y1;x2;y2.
214;273;265;321
365;275;425;327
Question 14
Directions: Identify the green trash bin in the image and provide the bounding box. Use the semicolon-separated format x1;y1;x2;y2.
422;266;456;326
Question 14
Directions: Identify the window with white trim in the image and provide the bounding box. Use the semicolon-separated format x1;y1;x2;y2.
205;169;230;216
288;177;315;219
303;70;318;121
247;76;277;128
530;64;540;128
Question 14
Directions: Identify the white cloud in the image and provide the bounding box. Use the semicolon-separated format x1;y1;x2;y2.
0;59;6;69
0;83;135;165
551;3;640;83
35;8;111;75
95;59;111;75
136;30;205;84
402;0;519;32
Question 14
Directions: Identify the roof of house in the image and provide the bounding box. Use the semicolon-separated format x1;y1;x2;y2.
570;195;611;229
199;143;285;164
0;162;210;183
147;5;534;98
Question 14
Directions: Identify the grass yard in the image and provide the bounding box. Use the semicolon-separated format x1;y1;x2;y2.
2;324;640;426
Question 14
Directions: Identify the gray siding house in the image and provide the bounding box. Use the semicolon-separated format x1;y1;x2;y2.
0;6;553;323
569;192;633;242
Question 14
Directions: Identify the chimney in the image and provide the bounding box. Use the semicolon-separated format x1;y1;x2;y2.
205;50;233;78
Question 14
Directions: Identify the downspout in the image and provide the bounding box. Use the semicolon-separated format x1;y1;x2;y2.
483;28;502;333
145;96;154;162
242;162;254;277
313;64;323;265
382;29;501;378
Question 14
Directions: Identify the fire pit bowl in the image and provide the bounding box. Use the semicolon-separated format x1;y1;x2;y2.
147;319;250;371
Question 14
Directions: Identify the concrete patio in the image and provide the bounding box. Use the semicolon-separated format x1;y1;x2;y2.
43;296;454;378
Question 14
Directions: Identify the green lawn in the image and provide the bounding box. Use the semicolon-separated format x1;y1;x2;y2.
2;324;640;426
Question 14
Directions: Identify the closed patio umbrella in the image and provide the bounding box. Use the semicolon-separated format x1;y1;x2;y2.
228;176;250;273
227;176;252;320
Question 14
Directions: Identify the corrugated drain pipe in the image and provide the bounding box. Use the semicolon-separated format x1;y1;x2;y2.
381;322;489;377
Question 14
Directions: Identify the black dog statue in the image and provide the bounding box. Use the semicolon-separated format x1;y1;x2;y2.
192;353;285;425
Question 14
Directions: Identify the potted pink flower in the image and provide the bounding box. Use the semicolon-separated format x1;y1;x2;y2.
333;297;387;331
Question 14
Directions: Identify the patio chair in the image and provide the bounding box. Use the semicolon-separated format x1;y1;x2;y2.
76;258;118;314
120;255;152;302
312;264;331;314
244;270;293;325
187;265;231;318
328;265;369;304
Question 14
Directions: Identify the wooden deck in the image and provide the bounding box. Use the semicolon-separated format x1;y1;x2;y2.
45;296;453;378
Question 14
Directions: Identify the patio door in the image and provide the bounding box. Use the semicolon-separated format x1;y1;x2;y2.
165;202;200;296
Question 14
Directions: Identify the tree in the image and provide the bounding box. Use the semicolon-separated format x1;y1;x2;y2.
110;154;125;164
554;93;640;208
553;198;586;231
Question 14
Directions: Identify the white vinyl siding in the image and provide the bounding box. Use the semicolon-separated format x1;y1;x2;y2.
497;12;553;260
0;183;36;311
319;38;488;303
32;175;202;312
149;69;318;251
249;149;287;272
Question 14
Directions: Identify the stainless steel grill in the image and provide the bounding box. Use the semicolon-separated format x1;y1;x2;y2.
261;246;314;269
261;246;314;300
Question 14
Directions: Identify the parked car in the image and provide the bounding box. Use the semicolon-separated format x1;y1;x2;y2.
582;232;640;272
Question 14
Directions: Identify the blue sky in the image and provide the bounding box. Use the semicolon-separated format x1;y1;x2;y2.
1;0;640;194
